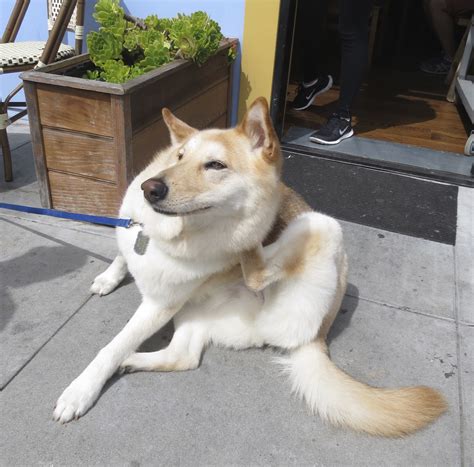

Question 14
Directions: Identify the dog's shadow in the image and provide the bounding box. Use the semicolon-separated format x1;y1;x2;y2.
327;283;359;345
139;321;175;352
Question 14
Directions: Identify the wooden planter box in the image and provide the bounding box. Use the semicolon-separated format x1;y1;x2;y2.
21;39;236;217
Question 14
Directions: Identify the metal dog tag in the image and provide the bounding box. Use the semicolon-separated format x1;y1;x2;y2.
134;230;150;255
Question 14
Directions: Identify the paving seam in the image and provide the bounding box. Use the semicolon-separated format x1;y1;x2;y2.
1;217;114;264
0;295;93;391
0;213;116;240
1;188;40;194
10;139;32;154
346;293;457;324
454;245;466;466
458;321;474;328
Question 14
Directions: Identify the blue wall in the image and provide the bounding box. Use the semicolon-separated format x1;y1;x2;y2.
0;1;80;102
1;0;244;124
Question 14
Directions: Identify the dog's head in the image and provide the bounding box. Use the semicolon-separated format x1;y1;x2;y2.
140;97;282;220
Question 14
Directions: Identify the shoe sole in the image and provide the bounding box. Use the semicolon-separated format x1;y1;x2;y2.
309;129;354;145
292;76;334;111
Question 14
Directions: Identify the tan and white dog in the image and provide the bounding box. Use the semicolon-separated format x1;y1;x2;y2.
53;98;446;436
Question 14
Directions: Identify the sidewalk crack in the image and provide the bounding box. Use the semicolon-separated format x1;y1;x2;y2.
345;293;456;324
0;295;93;391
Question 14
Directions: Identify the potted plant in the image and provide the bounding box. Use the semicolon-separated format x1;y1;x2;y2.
21;0;237;217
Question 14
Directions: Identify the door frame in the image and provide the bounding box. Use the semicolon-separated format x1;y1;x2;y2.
269;0;474;187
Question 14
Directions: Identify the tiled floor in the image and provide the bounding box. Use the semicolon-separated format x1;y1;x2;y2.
1;122;472;466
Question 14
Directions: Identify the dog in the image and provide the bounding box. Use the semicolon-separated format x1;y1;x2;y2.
53;97;446;436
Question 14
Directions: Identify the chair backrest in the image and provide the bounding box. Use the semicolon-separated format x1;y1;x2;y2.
47;0;77;32
46;0;84;55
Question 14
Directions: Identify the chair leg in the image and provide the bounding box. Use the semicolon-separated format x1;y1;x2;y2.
0;127;13;182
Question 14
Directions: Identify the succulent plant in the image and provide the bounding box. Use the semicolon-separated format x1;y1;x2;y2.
85;0;230;84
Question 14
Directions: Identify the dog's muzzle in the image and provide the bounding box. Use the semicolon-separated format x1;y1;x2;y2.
141;178;168;204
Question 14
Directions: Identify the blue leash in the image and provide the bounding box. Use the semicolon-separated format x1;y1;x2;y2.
0;202;134;228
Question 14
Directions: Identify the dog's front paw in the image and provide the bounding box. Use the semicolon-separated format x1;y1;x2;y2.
53;377;100;423
90;273;119;296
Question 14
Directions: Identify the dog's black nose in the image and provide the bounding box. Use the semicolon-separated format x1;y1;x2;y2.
141;178;168;203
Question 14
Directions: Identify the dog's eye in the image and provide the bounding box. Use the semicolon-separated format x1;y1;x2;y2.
204;161;227;170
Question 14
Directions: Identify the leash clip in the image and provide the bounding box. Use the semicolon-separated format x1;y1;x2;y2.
127;220;143;229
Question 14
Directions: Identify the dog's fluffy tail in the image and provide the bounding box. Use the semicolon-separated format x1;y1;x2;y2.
279;339;446;437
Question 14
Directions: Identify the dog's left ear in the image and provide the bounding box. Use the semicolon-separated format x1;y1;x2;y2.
162;108;198;145
240;97;280;164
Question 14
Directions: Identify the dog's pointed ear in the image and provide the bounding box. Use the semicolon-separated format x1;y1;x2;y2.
162;108;198;145
240;97;280;164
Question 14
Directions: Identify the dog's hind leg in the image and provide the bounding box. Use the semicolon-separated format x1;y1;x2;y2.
120;323;207;373
90;255;128;296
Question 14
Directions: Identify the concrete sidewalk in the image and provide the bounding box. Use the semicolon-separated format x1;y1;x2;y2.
1;122;472;466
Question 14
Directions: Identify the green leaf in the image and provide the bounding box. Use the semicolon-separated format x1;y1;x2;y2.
123;26;141;52
129;65;145;80
93;0;126;35
228;44;237;63
168;11;223;65
99;60;131;83
85;69;101;80
87;30;123;66
138;38;171;71
144;14;160;30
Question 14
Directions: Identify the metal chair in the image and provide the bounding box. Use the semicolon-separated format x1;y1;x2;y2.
0;0;84;182
446;14;472;103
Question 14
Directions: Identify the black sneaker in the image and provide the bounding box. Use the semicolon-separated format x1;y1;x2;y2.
292;75;333;111
309;113;354;145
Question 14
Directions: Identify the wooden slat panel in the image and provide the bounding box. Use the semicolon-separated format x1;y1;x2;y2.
49;171;120;217
132;80;229;174
111;94;134;201
130;51;230;132
23;82;52;208
37;84;113;137
43;128;116;182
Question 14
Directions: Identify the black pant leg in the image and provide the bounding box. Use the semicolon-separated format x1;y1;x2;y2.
337;0;373;115
297;0;330;82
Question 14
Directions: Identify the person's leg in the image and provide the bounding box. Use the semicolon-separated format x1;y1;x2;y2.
309;0;372;144
421;0;473;74
298;0;331;83
337;0;373;117
293;0;333;111
428;0;456;58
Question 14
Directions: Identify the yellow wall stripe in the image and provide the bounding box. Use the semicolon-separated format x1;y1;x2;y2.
238;0;281;118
